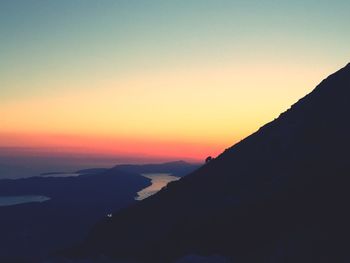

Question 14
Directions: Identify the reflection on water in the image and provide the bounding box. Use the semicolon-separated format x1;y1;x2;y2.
136;173;179;201
0;195;50;207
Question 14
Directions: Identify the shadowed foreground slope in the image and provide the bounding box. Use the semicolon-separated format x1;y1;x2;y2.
0;169;150;263
67;63;350;263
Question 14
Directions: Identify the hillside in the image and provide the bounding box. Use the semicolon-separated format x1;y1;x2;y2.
0;169;149;263
66;63;350;263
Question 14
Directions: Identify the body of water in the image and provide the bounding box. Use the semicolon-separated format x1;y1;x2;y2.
136;173;180;201
0;195;51;207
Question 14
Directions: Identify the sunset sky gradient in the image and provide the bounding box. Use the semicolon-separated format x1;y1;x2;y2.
1;0;350;161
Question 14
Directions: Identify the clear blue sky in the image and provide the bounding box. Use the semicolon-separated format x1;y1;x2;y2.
1;0;349;99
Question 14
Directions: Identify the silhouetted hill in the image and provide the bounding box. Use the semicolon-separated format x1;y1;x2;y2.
66;63;350;263
0;169;150;263
0;160;198;263
113;161;201;177
75;161;200;177
75;168;109;175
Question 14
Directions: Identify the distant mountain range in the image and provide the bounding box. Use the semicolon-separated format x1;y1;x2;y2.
77;161;200;177
0;161;199;263
65;63;350;263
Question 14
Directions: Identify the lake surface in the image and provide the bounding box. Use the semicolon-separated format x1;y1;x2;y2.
0;195;50;207
136;173;180;201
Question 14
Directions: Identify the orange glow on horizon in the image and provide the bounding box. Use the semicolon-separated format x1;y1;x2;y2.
1;0;349;163
0;62;340;161
0;132;234;161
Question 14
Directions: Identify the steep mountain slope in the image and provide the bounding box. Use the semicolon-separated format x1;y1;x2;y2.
67;63;350;263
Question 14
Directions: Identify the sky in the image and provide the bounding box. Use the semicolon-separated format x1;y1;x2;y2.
0;0;350;162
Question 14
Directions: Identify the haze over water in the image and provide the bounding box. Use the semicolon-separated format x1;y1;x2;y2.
0;148;182;179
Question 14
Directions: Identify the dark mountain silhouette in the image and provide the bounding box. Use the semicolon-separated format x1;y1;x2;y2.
65;63;350;263
0;168;149;263
76;161;200;177
112;160;201;177
0;160;199;263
